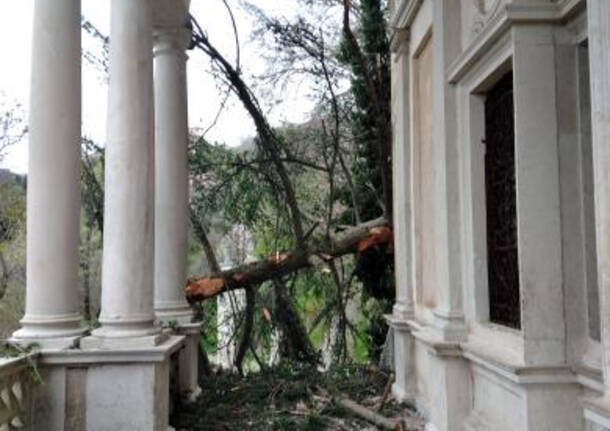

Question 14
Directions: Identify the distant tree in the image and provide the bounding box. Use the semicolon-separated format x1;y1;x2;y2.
0;181;26;338
0;96;27;164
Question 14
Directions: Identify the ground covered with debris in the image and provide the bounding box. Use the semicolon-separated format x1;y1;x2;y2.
173;363;425;430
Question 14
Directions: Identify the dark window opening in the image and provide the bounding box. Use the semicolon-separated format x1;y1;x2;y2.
484;72;521;329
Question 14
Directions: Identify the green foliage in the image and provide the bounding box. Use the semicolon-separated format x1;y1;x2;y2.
190;138;275;235
0;180;26;336
0;183;25;246
174;362;404;430
337;0;391;221
0;342;43;385
81;138;105;233
336;0;394;360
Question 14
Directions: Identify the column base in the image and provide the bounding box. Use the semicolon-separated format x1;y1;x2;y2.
11;312;86;349
83;321;166;349
392;381;415;404
154;302;194;326
34;336;186;431
392;302;415;321
431;309;467;342
81;332;168;350
387;314;417;408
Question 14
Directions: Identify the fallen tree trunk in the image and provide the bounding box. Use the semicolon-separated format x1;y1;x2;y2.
185;217;391;302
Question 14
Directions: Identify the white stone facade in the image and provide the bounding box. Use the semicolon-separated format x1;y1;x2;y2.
7;0;199;429
389;0;610;430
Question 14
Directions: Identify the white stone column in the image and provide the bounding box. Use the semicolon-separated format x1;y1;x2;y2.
90;0;158;342
587;0;610;395
153;27;193;324
12;0;85;345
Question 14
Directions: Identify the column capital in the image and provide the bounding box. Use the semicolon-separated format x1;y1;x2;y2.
153;27;192;57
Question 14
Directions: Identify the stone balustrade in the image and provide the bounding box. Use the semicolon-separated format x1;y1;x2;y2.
0;354;37;430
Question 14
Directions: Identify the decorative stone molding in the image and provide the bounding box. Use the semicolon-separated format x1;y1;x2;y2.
470;0;503;41
447;0;585;84
390;27;410;54
583;398;610;430
0;356;37;430
389;0;424;33
153;27;192;58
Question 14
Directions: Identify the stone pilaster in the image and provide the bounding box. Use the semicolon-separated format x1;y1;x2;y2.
512;24;565;365
390;28;415;322
430;0;466;340
153;27;193;324
572;1;610;427
12;0;85;347
587;0;610;398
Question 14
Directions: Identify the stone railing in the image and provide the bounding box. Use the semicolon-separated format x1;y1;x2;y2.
0;354;37;430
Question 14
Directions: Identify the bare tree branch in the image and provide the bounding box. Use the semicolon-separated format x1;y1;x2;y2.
190;15;307;248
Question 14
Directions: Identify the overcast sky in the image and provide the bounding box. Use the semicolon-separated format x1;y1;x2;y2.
0;0;316;174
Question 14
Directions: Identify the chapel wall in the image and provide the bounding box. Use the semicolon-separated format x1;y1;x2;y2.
388;0;604;430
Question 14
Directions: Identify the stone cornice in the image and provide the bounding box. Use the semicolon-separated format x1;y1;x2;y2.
404;319;463;357
462;343;577;385
39;335;185;365
583;397;610;429
395;318;592;386
385;313;412;331
447;0;586;84
389;0;424;37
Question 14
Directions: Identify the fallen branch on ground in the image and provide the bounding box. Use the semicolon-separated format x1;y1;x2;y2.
377;372;394;412
315;385;402;431
335;395;403;430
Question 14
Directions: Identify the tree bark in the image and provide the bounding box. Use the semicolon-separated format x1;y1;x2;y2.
234;285;255;375
185;218;391;302
189;207;220;273
334;396;402;430
342;0;393;218
273;278;318;364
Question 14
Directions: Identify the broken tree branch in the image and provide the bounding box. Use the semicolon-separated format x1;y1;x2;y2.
185;217;391;302
335;395;402;431
315;385;402;431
